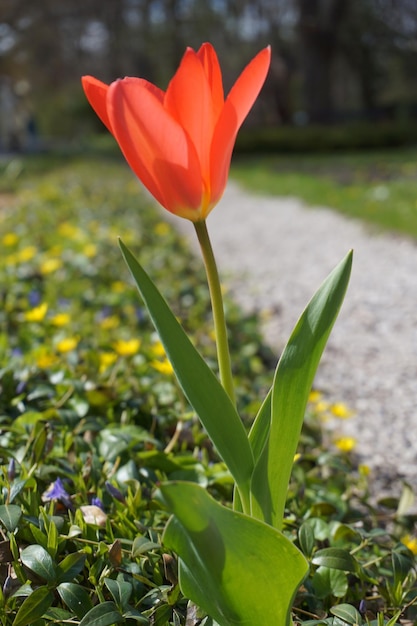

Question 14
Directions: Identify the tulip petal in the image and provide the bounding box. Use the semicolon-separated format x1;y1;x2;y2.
210;47;271;209
82;76;112;132
196;43;224;122
108;78;203;217
165;48;215;186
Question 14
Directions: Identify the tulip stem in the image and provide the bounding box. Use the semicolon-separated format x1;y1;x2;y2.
194;220;236;406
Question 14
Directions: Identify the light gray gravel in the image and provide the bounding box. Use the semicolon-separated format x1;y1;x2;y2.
166;181;417;493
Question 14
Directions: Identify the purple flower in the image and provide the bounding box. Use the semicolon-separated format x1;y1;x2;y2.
91;496;104;510
28;290;42;307
105;481;126;503
7;458;16;482
44;477;74;510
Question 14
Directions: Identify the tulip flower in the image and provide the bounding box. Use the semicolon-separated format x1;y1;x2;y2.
82;43;270;221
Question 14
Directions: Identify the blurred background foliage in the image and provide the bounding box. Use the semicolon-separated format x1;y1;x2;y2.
1;0;417;151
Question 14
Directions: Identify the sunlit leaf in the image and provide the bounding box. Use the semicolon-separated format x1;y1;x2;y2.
159;481;308;626
250;251;352;528
119;239;254;507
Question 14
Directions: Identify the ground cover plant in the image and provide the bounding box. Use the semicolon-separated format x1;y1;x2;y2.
231;149;417;240
0;153;417;625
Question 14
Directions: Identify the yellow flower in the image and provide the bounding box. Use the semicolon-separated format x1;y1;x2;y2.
293;453;301;463
401;534;417;555
330;403;353;419
359;464;370;477
56;337;79;353
58;222;82;239
99;315;120;330
83;243;97;258
99;351;118;372
17;246;37;263
111;281;125;294
40;258;63;275
154;222;170;236
36;351;59;369
2;233;18;246
334;436;356;453
151;359;174;376
151;341;166;357
50;313;71;327
24;303;48;322
308;390;323;403
113;338;141;356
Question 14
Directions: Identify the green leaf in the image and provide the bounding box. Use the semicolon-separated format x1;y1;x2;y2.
20;544;57;583
57;582;93;618
104;578;132;611
12;587;54;626
159;481;308;626
119;240;254;506
330;603;362;625
79;601;124;626
312;566;348;599
250;251;352;528
298;520;316;559
57;552;87;584
0;504;22;532
312;548;359;573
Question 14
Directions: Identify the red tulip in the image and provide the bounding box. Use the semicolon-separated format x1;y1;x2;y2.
82;43;270;221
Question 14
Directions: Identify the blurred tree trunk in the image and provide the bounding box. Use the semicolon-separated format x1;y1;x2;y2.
297;0;348;123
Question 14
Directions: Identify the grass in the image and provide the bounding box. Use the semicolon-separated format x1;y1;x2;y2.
231;148;417;240
0;151;417;625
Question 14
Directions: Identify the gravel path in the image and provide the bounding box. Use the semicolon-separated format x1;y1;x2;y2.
168;181;417;493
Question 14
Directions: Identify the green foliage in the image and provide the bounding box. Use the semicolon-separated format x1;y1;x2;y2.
0;154;415;624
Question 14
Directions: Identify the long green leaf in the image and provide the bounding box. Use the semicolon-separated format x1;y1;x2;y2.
159;482;308;626
12;587;54;626
119;240;254;506
250;251;353;528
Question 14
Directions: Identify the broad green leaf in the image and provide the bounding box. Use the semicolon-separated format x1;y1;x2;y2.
104;578;132;611
57;552;87;584
312;548;358;573
250;251;352;528
12;587;54;626
20;544;57;583
0;504;22;532
79;601;124;626
330;603;362;625
57;582;93;618
119;240;254;507
122;609;149;623
159;481;308;626
311;566;348;599
298;520;316;559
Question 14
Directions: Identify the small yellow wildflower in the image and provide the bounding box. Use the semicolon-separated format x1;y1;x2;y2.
359;464;370;477
293;453;301;463
113;338;141;356
308;390;323;403
50;313;71;327
314;401;331;416
17;246;37;263
56;337;79;353
58;222;82;239
151;359;174;376
334;436;356;453
99;351;118;372
36;352;59;369
83;243;97;258
330;403;353;419
39;258;63;275
401;534;417;556
154;222;170;236
3;233;18;246
24;303;48;322
99;315;120;330
151;341;166;357
111;281;125;294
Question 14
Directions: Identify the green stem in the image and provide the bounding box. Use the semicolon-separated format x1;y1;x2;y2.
194;220;236;406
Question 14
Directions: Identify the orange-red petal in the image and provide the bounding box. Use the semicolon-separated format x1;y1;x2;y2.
81;76;112;132
107;78;203;217
196;43;224;123
164;48;215;185
209;46;271;210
